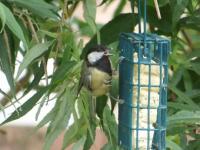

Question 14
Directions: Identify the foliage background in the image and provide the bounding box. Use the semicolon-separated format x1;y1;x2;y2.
0;0;200;149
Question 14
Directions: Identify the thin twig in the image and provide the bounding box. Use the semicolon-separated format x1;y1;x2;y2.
0;72;31;106
3;30;12;68
181;29;193;51
153;0;161;19
0;88;11;101
26;16;49;87
53;0;67;73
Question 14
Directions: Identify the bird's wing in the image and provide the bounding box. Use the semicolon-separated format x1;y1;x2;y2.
77;61;91;96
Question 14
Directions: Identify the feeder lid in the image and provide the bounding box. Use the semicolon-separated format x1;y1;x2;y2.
120;33;170;43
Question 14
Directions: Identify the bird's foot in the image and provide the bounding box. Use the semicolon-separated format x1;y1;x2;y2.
108;94;124;104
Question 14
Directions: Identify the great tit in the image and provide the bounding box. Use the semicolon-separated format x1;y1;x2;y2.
77;45;112;97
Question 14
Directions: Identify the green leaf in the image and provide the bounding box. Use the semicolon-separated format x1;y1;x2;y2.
81;13;138;59
147;5;172;34
35;105;57;131
23;63;44;95
51;60;76;85
0;2;28;50
168;102;199;111
62;117;87;150
83;123;96;150
168;111;200;127
83;0;97;33
168;85;199;110
110;76;119;113
103;106;118;146
183;70;192;91
170;0;189;29
1;87;48;125
189;62;200;75
16;41;53;79
11;0;58;19
113;0;126;17
44;89;75;150
35;90;69;132
0;34;15;97
169;67;184;86
72;136;86;150
96;95;108;126
179;9;200;31
0;3;6;32
166;138;183;150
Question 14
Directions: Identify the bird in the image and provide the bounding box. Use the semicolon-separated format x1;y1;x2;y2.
77;44;112;97
77;45;112;118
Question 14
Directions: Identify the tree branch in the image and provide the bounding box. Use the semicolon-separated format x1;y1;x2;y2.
181;29;193;51
0;72;31;106
26;16;48;87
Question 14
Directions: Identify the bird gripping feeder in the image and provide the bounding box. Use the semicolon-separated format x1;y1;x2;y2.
118;0;171;149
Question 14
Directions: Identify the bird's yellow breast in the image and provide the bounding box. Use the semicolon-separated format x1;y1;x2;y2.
89;67;111;96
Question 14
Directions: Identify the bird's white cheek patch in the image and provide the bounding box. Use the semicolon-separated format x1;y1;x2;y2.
87;51;104;64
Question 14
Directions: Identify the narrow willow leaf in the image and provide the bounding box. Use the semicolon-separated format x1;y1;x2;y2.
0;2;28;50
0;3;6;32
166;138;183;150
81;13;137;59
101;143;117;150
39;30;57;38
62;116;87;150
0;88;11;113
62;117;79;150
183;70;192;91
179;9;200;31
51;60;76;85
189;62;200;75
23;63;44;95
1;87;48;125
0;102;5;117
83;123;96;150
103;106;118;146
72;136;86;150
169;67;184;86
0;35;15;97
34;97;62;132
16;41;53;79
11;0;58;19
147;5;172;34
113;0;126;17
168;111;200;127
170;0;189;29
96;95;107;125
83;0;97;33
44;89;75;150
168;85;200;110
44;123;66;150
110;76;119;113
79;92;95;142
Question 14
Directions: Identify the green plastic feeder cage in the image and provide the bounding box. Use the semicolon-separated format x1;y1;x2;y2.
118;1;171;150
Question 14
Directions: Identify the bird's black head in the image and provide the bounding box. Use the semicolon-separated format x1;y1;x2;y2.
86;45;110;64
88;45;108;53
86;45;112;75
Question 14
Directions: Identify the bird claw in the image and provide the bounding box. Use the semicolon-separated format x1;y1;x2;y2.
108;94;124;104
117;99;124;104
104;79;111;85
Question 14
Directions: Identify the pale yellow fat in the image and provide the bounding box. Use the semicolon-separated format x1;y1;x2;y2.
132;54;162;149
90;68;111;96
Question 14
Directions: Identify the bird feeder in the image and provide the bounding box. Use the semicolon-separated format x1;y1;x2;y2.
118;1;171;149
